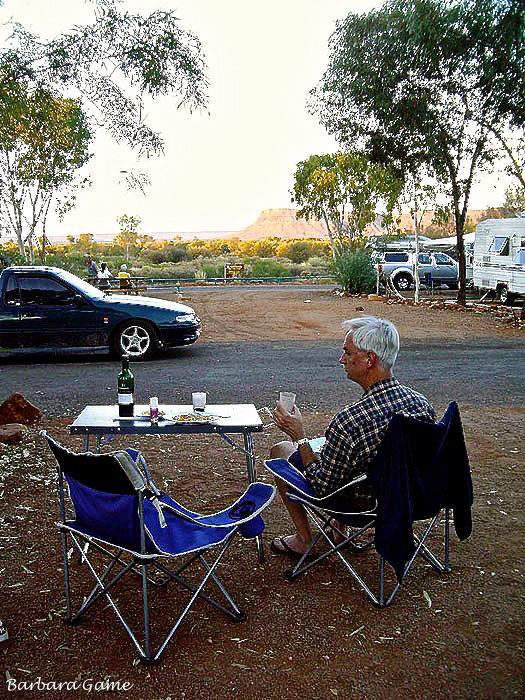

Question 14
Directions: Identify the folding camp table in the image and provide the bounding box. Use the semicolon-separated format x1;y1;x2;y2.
69;403;265;560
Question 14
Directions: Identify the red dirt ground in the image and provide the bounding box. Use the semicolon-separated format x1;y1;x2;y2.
1;289;523;699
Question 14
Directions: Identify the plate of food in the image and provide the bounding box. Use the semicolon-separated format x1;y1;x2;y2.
167;412;219;424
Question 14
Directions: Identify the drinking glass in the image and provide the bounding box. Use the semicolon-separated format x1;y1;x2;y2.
278;391;296;412
192;392;206;412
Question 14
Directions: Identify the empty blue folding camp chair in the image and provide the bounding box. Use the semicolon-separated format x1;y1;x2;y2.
42;432;275;664
264;402;473;607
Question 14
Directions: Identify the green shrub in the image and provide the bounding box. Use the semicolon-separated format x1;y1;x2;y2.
332;248;376;294
298;256;333;276
202;263;224;279
136;262;197;279
250;258;290;278
142;249;168;264
0;245;24;266
281;241;312;263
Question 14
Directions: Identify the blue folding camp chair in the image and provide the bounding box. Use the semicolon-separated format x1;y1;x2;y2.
42;432;275;663
264;402;473;607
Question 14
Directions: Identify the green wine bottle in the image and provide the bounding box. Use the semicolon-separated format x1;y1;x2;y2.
118;355;134;417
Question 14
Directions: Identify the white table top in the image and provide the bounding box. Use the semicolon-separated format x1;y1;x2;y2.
69;403;263;435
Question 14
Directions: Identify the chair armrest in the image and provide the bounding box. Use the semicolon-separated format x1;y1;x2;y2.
264;458;367;502
157;482;275;529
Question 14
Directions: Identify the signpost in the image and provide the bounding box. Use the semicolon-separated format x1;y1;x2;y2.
224;263;245;280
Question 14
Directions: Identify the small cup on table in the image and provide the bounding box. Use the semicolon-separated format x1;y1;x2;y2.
192;392;207;412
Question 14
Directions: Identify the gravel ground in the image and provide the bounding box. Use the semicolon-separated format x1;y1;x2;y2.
0;289;523;699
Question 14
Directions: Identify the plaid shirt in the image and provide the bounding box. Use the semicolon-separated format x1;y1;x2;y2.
304;378;436;498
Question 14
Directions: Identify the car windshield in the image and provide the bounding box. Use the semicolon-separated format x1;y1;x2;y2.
57;269;105;298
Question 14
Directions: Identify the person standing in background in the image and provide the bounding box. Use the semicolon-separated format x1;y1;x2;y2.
97;262;113;290
85;255;99;285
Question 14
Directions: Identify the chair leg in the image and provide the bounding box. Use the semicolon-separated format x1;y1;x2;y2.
379;557;385;607
286;503;454;609
141;562;152;662
153;555;246;622
383;513;448;607
153;532;243;662
444;508;451;572
285;513;382;606
71;549;134;621
198;555;246;620
60;530;72;622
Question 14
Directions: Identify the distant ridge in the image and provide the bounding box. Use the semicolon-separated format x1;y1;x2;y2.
396;209;486;231
34;208;327;243
238;208;328;240
4;207;488;244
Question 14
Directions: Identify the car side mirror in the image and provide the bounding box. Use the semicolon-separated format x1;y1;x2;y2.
72;294;86;306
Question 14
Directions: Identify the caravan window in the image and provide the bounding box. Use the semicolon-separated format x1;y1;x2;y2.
384;252;409;262
488;236;510;255
512;249;525;264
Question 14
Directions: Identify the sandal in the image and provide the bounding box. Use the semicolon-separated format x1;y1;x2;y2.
270;535;315;560
326;518;348;545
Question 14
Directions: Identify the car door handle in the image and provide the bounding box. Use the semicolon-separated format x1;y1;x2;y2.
21;313;38;319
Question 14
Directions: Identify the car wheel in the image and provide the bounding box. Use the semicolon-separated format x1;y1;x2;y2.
498;286;515;305
113;320;158;359
393;273;412;292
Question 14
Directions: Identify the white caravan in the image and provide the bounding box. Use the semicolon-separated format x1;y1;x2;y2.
473;218;525;304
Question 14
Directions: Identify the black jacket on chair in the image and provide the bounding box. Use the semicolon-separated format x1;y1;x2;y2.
367;401;473;582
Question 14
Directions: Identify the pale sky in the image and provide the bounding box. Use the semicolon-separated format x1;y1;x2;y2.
0;0;512;237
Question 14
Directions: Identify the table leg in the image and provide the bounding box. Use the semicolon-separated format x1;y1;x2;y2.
83;434;102;453
243;432;264;562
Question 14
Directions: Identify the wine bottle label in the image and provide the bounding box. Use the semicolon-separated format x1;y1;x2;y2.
118;393;133;404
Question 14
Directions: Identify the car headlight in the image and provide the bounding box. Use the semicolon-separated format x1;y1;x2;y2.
174;313;196;322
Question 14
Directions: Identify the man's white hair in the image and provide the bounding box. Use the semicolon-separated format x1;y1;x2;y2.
342;316;399;370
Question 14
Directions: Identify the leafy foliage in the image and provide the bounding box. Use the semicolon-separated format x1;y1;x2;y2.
0;74;92;260
2;0;208;156
503;184;525;213
250;258;290;278
310;0;525;302
0;1;208;257
292;151;403;258
331;248;376;294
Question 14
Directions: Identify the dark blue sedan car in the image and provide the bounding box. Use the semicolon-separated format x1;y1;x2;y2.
0;266;201;359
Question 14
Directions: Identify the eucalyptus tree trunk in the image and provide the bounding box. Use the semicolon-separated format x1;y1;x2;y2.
321;209;339;260
413;208;421;303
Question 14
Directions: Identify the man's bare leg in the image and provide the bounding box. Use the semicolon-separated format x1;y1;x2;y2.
270;440;313;554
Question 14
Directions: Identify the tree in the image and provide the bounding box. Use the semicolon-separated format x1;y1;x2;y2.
311;0;525;304
2;0;208;158
291;152;403;259
503;184;525;213
0;1;208;253
482;183;525;218
0;75;92;260
113;214;152;261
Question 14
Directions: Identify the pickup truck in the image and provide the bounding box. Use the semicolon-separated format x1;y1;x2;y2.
374;251;459;291
0;266;200;359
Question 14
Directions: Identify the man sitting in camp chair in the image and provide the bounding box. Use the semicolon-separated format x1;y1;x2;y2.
269;315;436;558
